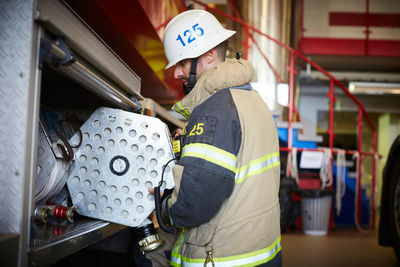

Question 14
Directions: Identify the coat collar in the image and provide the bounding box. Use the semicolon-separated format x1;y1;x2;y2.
173;58;255;120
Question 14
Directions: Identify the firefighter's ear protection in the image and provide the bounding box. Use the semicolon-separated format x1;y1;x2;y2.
182;58;198;95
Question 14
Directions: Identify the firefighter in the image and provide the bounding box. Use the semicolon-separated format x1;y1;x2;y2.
150;9;282;266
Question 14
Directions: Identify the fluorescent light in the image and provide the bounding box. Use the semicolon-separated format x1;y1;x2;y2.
348;82;400;95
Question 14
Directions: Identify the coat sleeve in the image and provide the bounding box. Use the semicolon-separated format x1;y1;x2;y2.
168;89;242;227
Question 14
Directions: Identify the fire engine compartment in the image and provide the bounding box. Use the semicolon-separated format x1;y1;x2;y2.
2;0;400;266
25;0;179;265
30;65;126;266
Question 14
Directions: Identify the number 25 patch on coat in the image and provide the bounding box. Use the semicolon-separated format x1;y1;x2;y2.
186;116;217;144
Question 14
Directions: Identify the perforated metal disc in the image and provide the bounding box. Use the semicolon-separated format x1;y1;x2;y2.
66;107;175;227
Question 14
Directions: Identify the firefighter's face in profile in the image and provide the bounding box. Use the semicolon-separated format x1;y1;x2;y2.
173;52;212;86
174;59;192;86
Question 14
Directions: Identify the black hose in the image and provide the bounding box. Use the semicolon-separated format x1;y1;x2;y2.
154;186;176;234
154;158;176;234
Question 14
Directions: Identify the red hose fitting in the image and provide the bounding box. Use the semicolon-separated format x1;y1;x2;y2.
50;205;75;222
34;205;75;223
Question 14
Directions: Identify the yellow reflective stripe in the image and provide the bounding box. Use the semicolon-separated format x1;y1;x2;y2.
170;229;185;266
181;145;279;180
182;143;237;161
181;143;237;172
174;229;184;254
175;102;190;120
235;152;280;184
171;236;281;266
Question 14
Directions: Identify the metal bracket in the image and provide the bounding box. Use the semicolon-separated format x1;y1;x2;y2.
51;37;76;66
39;37;75;69
130;96;142;113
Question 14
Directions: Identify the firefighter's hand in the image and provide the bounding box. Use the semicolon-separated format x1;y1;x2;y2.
170;128;182;139
148;187;163;197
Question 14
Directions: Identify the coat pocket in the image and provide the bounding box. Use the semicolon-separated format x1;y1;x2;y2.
184;222;217;246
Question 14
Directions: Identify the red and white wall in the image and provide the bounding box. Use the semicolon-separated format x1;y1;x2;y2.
299;0;400;57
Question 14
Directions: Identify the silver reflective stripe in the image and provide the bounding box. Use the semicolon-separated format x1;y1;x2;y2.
171;255;182;267
170;237;281;267
235;153;280;183
181;143;237;172
181;145;279;179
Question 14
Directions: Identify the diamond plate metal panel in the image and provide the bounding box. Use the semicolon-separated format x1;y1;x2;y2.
67;107;175;227
0;0;35;235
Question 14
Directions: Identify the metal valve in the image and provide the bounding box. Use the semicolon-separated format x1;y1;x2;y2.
34;205;75;223
137;223;164;253
34;206;52;223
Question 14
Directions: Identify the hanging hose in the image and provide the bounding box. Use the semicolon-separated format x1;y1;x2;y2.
353;152;369;234
288;148;299;184
335;149;346;216
320;148;332;189
374;153;379;211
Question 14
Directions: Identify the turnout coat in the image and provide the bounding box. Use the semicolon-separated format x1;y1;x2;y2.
168;58;282;267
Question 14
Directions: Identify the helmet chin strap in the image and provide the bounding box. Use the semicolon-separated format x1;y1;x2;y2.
183;58;198;95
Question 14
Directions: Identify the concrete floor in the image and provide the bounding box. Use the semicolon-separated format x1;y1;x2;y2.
282;227;398;267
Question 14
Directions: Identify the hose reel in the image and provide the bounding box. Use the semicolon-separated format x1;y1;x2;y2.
66;107;175;252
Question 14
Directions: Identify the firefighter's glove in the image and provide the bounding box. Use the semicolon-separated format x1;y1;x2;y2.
161;188;174;226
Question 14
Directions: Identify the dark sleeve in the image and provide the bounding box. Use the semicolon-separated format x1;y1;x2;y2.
169;89;242;227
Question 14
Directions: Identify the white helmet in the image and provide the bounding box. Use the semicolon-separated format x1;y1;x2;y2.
163;10;236;69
